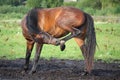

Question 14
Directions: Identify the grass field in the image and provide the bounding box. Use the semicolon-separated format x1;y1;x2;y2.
0;20;120;61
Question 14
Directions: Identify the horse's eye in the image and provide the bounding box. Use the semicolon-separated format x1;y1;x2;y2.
41;35;44;39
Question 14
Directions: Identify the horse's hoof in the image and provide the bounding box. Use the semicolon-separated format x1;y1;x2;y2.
81;71;92;76
24;65;29;71
81;71;89;76
22;66;28;74
21;70;27;74
60;44;65;51
60;40;66;51
29;70;36;75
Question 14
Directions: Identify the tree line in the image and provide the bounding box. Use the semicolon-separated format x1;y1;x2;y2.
0;0;119;9
0;0;119;15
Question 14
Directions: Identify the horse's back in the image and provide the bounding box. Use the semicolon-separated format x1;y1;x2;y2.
56;7;85;27
43;7;85;28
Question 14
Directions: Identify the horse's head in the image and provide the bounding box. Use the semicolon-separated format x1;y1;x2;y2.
33;32;60;45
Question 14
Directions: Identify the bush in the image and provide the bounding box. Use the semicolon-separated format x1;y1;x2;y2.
0;5;30;14
27;0;63;8
0;5;30;19
84;8;96;15
0;0;26;6
26;0;41;8
63;1;120;16
114;6;120;14
63;2;77;7
76;0;101;9
0;5;13;14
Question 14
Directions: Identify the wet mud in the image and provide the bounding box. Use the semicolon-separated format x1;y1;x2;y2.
0;59;120;80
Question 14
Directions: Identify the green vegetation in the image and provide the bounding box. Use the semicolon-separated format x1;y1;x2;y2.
0;0;25;6
0;0;120;18
0;5;29;19
27;0;63;8
0;21;120;61
95;23;120;61
64;0;120;16
0;0;120;61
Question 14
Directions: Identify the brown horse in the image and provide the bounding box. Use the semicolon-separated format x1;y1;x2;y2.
21;7;96;74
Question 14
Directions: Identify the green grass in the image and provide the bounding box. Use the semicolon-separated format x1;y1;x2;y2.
95;23;120;61
0;20;120;61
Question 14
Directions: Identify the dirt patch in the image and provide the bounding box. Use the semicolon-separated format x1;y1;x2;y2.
0;58;120;80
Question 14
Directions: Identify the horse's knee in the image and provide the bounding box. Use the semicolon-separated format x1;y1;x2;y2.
72;27;83;37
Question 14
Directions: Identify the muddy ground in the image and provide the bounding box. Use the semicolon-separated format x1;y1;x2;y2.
0;58;120;80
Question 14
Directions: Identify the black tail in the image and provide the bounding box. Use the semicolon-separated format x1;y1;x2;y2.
26;8;40;34
83;13;96;73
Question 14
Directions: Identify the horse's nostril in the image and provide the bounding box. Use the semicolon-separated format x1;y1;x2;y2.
55;40;60;46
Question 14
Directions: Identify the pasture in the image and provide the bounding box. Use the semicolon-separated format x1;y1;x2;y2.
0;18;120;80
0;0;120;79
0;20;120;61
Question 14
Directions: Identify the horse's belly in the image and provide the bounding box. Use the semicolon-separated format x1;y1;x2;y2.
48;27;69;38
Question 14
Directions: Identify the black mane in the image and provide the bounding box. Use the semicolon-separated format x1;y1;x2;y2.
26;8;40;34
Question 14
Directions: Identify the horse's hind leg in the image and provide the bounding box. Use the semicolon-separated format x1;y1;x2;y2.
75;37;92;75
74;37;85;57
61;27;82;42
29;43;43;74
24;40;35;72
74;37;90;75
59;26;82;51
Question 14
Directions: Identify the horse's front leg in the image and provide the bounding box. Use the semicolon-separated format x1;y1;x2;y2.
24;40;34;72
29;43;43;74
